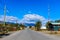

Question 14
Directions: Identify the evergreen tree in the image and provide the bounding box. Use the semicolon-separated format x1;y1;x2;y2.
35;21;42;31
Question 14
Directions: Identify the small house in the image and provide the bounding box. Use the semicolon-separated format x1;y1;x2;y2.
52;23;60;31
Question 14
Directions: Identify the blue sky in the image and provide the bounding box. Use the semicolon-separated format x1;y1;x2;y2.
0;0;60;23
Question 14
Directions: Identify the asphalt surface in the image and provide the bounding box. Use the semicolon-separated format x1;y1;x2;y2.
0;29;60;40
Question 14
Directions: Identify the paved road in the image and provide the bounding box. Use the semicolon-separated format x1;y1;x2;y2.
1;29;60;40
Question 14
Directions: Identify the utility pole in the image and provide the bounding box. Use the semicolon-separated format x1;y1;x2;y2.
16;19;18;25
48;4;50;22
3;5;6;27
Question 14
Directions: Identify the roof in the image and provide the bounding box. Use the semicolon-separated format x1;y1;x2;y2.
52;23;60;25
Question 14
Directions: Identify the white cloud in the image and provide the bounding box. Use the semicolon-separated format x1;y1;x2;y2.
0;14;48;27
0;14;49;29
23;14;45;21
0;15;20;23
20;14;48;25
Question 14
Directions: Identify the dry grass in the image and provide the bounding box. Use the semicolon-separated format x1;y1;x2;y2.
30;28;60;36
41;31;60;36
31;27;35;30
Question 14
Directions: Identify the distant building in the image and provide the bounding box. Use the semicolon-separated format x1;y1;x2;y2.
52;23;60;31
41;26;46;29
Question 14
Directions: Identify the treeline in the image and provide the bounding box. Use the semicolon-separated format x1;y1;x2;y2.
0;22;26;34
29;19;60;31
0;19;60;32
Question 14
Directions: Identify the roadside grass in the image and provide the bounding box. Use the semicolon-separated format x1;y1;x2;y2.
40;31;60;36
29;27;60;36
0;30;20;39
